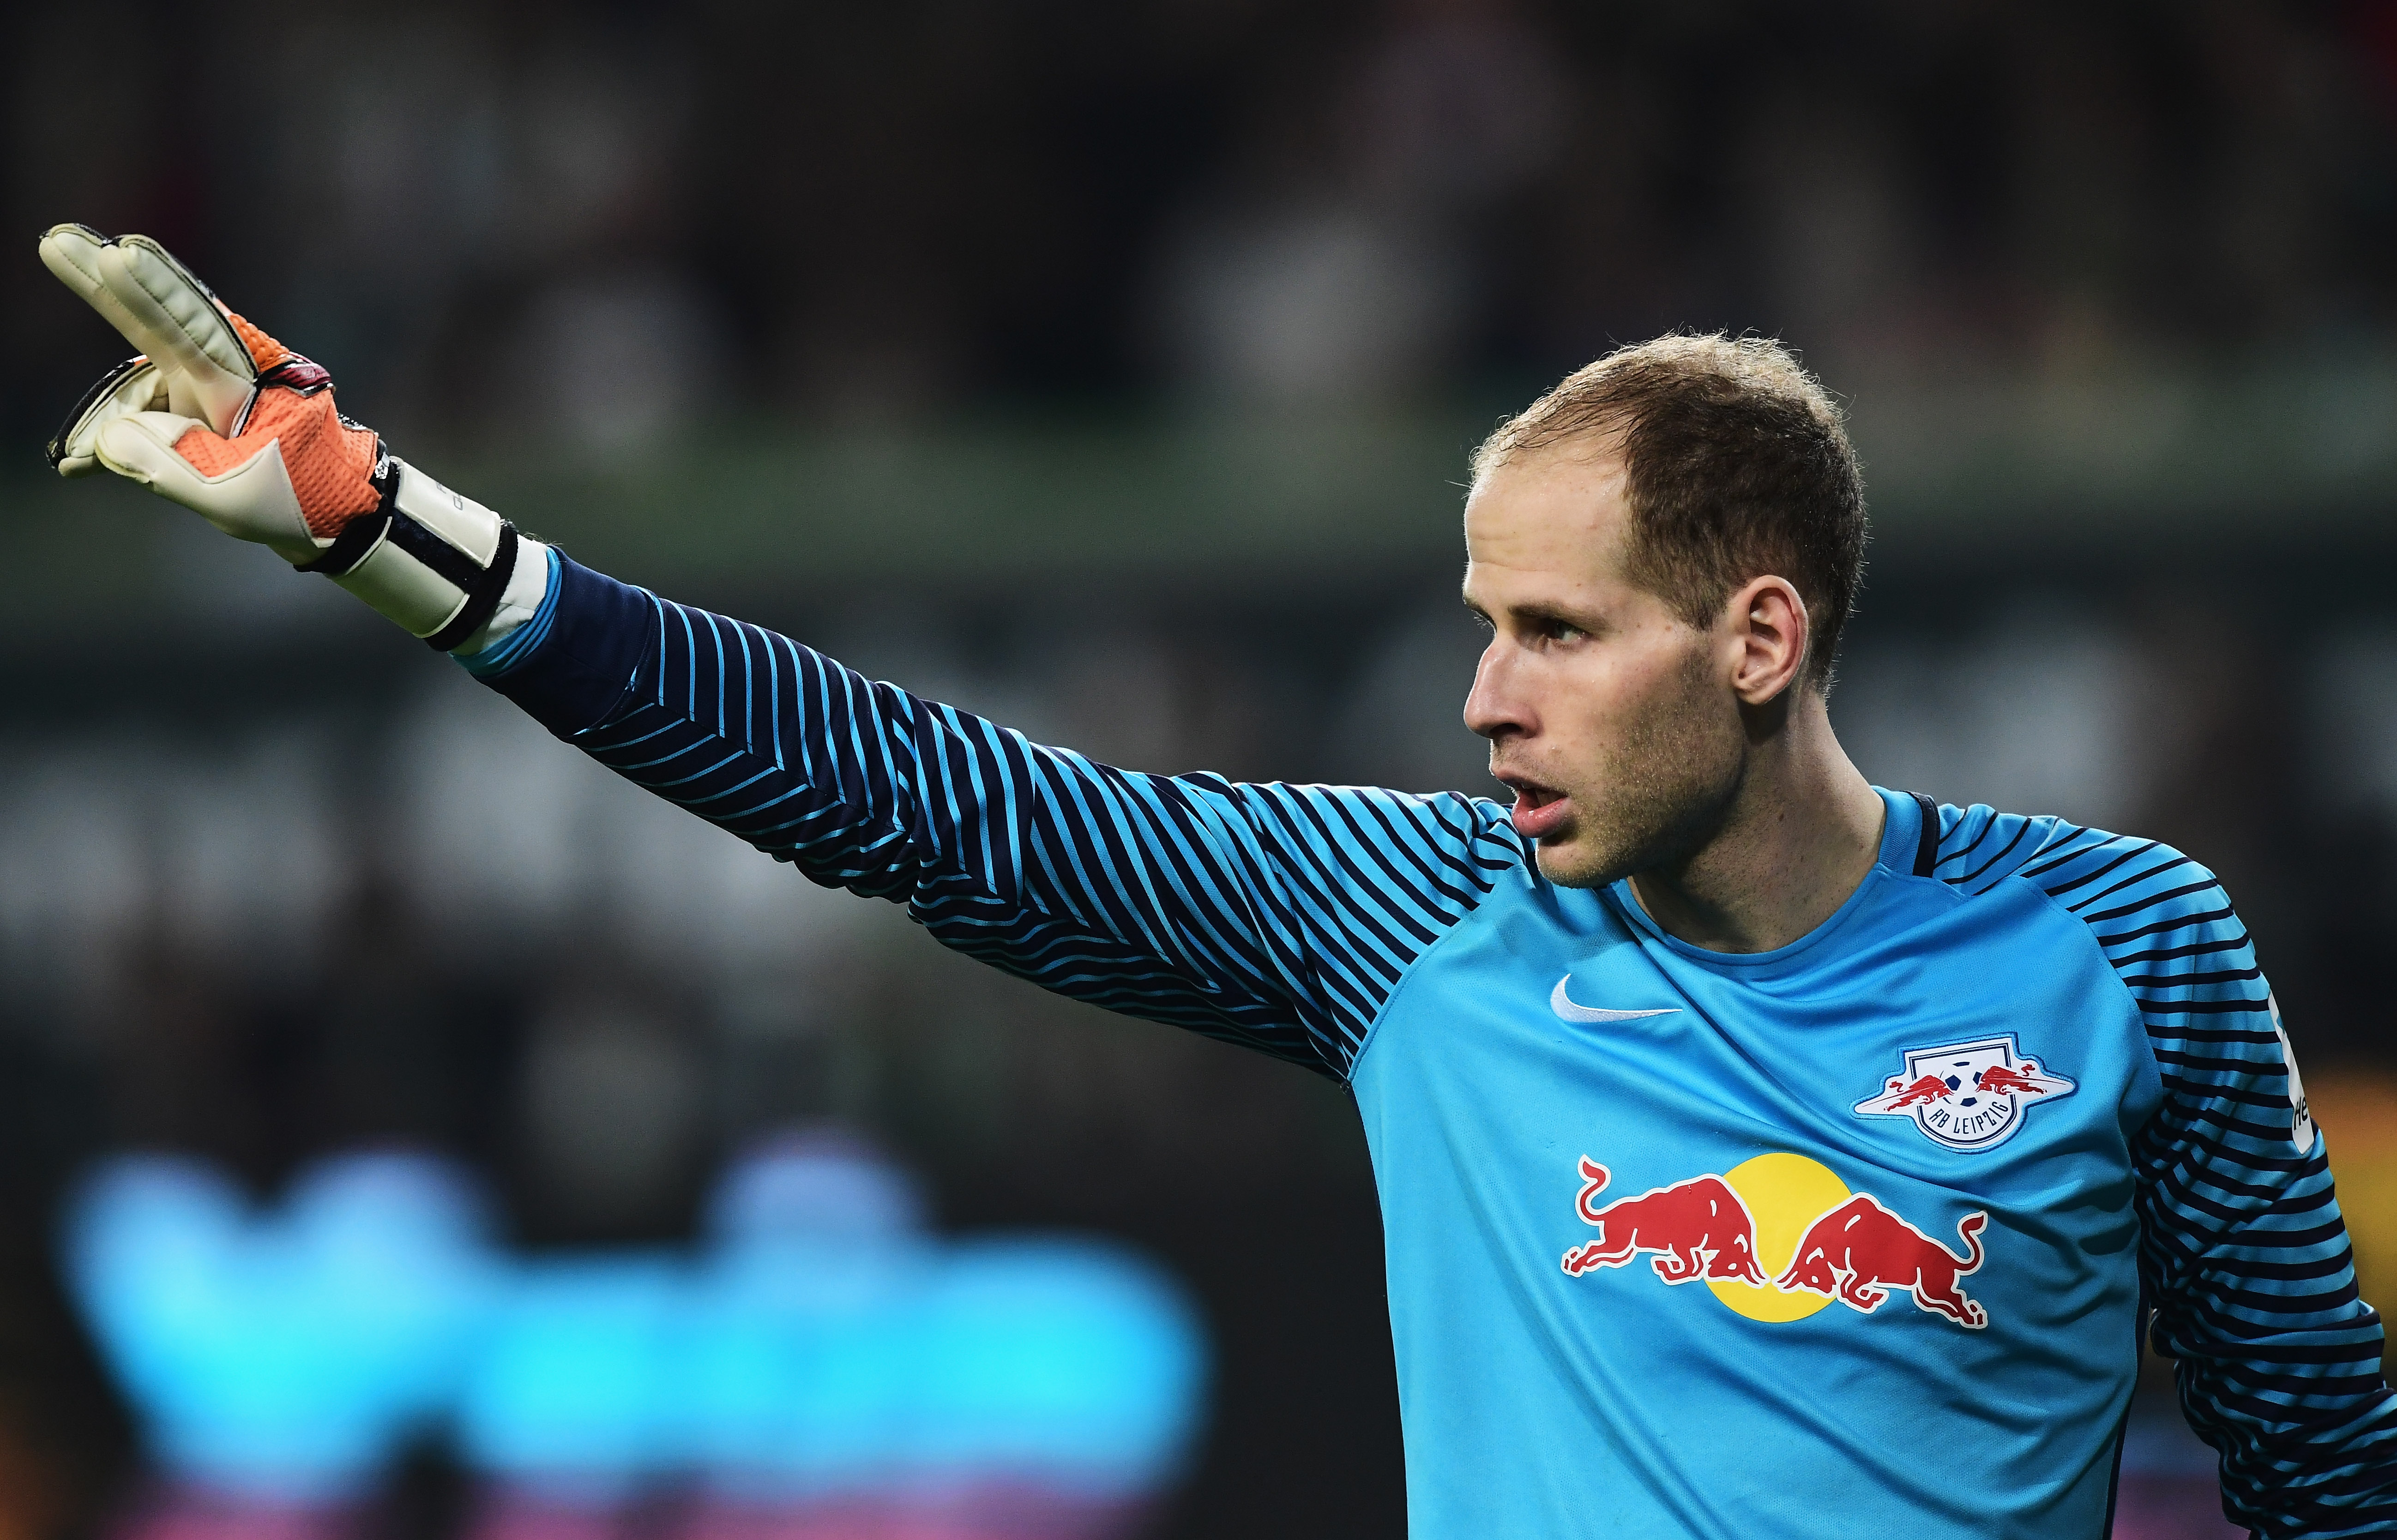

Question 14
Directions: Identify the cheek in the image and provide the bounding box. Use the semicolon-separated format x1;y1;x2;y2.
1558;643;1726;770
1568;646;1690;732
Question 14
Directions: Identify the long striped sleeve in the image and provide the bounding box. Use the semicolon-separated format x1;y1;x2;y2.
471;554;1522;1080
1932;804;2397;1537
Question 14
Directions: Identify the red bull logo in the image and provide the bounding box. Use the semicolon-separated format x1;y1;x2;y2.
1776;1194;1988;1328
1562;1152;1991;1330
1852;1034;2076;1151
1562;1159;1766;1285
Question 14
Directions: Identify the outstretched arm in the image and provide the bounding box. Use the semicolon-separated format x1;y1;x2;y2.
39;225;1523;1081
463;552;1517;1076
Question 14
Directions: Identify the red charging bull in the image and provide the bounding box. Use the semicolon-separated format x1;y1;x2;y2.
1975;1063;2050;1097
1561;1158;1767;1285
1877;1074;1954;1111
1776;1193;1989;1329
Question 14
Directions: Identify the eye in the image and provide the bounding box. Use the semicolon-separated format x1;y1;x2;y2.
1538;617;1586;644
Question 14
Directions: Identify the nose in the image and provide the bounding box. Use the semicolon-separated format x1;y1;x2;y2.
1463;635;1532;744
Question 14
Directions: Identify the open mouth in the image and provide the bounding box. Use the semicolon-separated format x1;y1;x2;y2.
1499;775;1572;840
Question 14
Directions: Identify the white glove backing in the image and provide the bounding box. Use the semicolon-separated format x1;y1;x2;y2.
40;224;541;653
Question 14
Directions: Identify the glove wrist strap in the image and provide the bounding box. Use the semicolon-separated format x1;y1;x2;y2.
297;459;521;651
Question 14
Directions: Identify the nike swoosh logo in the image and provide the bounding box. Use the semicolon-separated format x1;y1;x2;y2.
1550;975;1681;1024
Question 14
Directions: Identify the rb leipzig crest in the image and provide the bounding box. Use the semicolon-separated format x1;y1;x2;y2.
1852;1035;2074;1152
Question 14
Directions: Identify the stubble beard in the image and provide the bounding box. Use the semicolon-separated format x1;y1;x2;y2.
1531;649;1746;891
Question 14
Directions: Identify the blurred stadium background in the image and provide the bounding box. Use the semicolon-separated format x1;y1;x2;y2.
1;3;2396;1536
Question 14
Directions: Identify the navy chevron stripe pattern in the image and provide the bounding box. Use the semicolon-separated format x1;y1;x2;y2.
1931;802;2397;1537
562;591;1522;1079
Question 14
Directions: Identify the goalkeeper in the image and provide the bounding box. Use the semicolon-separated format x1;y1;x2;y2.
39;226;2397;1539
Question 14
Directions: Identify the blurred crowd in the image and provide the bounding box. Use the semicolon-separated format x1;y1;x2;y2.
2;2;2396;1538
6;1;2397;448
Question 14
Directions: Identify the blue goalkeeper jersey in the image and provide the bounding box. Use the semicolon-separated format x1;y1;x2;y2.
466;552;2397;1538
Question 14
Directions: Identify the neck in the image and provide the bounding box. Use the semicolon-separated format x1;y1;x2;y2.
1625;689;1885;954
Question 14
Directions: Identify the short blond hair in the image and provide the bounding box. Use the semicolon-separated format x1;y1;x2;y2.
1475;334;1867;689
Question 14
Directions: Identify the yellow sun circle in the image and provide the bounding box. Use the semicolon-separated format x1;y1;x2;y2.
1708;1152;1850;1322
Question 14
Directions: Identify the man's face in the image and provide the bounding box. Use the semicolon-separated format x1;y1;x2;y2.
1460;445;1747;888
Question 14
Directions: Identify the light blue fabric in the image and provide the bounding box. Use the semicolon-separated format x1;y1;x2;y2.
476;567;2397;1536
1354;790;2155;1537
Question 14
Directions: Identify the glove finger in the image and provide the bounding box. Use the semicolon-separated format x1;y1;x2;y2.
96;237;256;435
37;223;149;350
94;412;316;557
91;409;210;489
42;227;225;429
48;357;167;478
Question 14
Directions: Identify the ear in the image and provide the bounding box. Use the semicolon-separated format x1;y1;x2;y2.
1726;575;1809;705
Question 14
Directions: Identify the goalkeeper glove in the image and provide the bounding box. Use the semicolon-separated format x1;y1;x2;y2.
39;223;546;654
